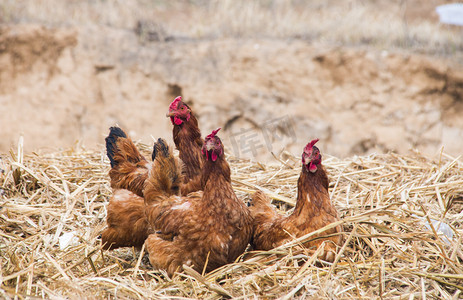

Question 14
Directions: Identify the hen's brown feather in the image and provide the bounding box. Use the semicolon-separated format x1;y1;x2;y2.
102;138;184;250
106;100;204;199
143;138;183;205
172;107;204;195
101;189;151;250
144;136;253;276
250;162;342;262
101;115;204;252
105;127;150;197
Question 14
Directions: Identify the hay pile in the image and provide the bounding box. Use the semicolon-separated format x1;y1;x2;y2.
1;140;462;299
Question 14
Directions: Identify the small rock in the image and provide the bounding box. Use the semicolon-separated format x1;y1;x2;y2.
59;231;80;250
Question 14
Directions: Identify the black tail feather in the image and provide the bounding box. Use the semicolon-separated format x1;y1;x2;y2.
151;142;157;162
105;127;127;168
152;138;170;161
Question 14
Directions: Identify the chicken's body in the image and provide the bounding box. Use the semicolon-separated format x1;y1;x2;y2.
101;127;151;249
144;129;253;276
105;127;150;197
101;189;150;249
250;139;342;262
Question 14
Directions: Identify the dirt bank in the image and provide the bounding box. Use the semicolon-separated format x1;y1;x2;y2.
1;24;462;161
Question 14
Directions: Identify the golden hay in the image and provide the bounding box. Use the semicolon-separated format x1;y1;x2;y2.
1;140;462;299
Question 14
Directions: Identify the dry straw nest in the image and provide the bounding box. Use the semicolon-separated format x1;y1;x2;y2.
1;139;463;299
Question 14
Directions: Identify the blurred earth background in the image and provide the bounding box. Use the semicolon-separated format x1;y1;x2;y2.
1;0;462;161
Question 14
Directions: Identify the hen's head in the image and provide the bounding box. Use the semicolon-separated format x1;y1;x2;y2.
166;96;191;125
202;128;223;162
302;139;321;173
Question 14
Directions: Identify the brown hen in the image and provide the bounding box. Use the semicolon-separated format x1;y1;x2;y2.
249;139;342;262
143;129;253;276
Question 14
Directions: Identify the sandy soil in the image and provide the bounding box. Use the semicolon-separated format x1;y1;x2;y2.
1;9;462;161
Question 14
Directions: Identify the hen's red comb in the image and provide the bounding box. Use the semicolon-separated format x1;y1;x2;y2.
304;138;319;153
206;128;221;140
169;96;182;110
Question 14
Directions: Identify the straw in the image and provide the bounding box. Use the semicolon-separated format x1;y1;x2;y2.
1;142;462;299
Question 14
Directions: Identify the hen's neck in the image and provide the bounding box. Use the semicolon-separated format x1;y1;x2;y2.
200;156;231;190
173;114;202;149
199;157;239;218
293;164;330;216
172;114;203;179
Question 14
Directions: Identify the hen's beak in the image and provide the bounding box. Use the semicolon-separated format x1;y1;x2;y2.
166;111;175;117
303;157;308;166
303;156;311;166
303;152;313;166
206;142;214;151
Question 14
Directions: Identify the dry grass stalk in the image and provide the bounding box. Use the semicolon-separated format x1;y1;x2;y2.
2;1;462;56
1;142;462;299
